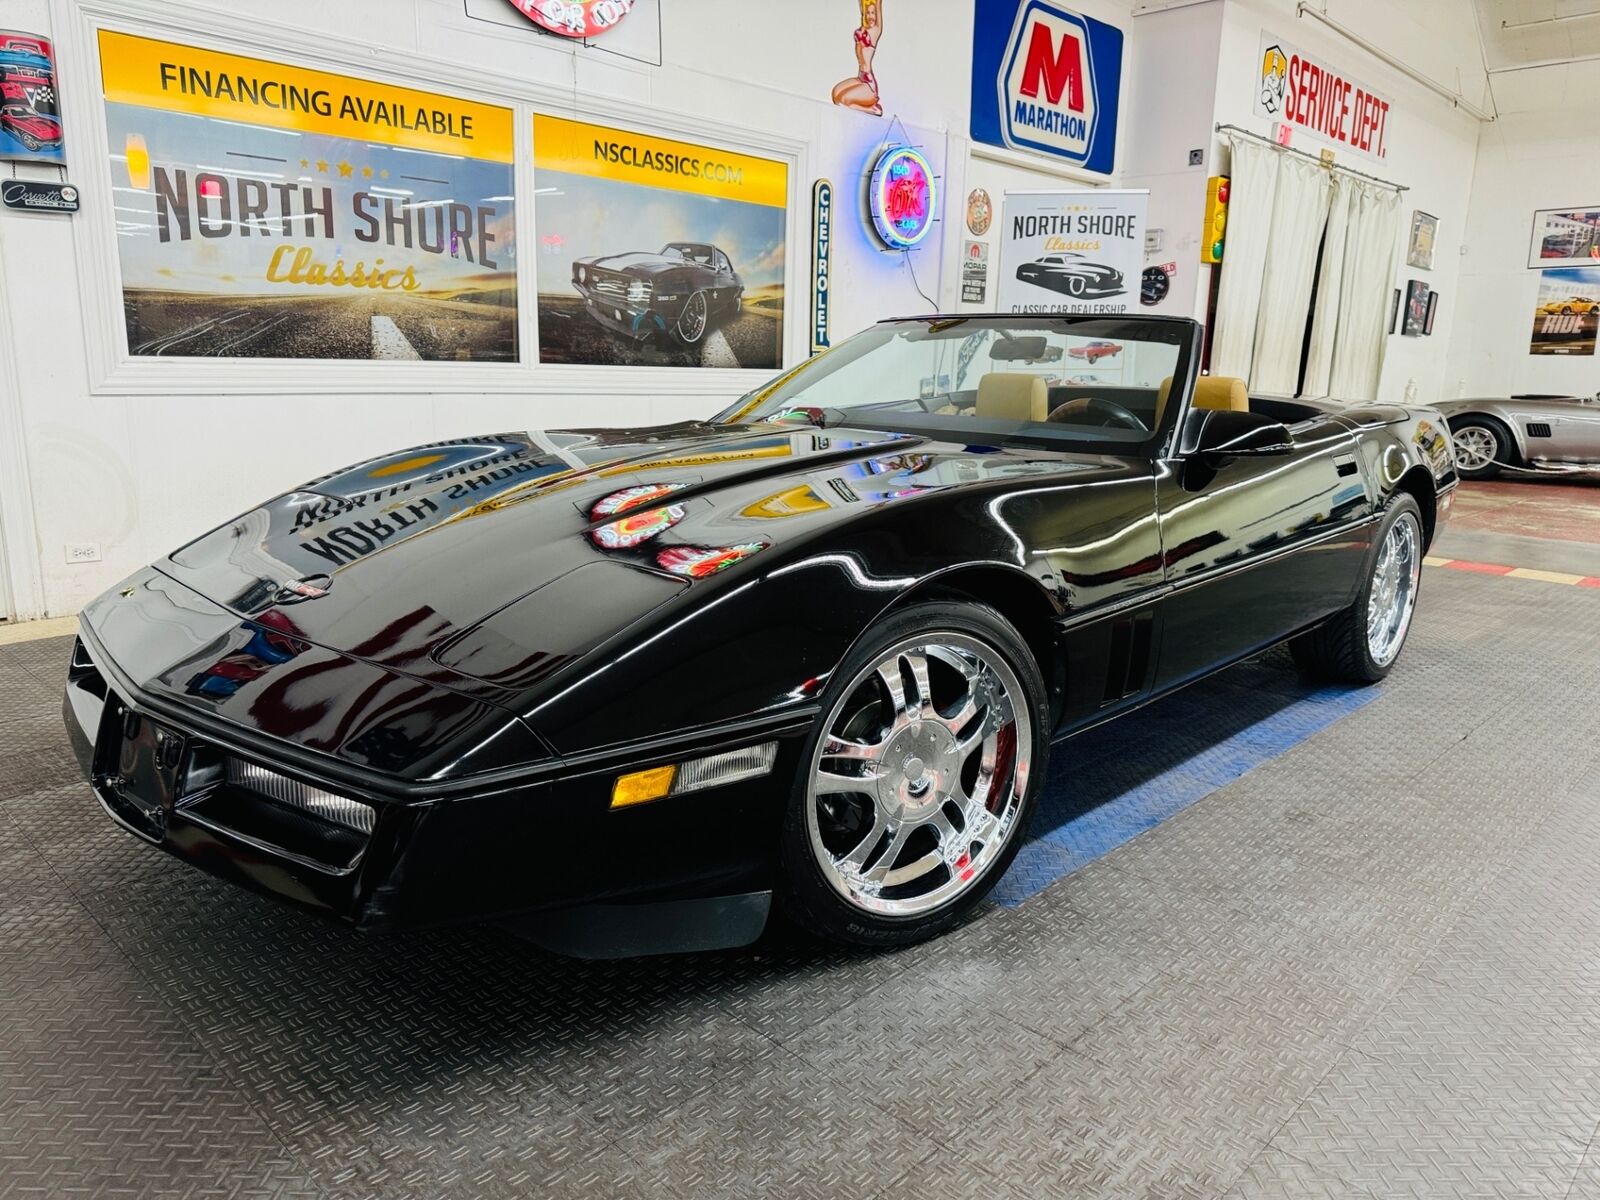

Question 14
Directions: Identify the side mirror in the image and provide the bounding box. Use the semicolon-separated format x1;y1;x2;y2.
1180;408;1293;458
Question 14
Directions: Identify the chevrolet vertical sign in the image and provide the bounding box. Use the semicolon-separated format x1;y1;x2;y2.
811;179;832;355
970;0;1123;175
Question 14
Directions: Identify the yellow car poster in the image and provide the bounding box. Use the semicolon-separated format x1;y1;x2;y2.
1529;267;1600;356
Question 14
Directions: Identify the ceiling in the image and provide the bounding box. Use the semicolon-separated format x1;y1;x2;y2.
1475;0;1600;71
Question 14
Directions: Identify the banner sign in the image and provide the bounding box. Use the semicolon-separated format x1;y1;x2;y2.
533;113;787;369
811;178;832;354
996;189;1147;314
970;0;1123;175
1254;32;1391;161
1529;267;1600;356
99;31;517;361
0;31;65;165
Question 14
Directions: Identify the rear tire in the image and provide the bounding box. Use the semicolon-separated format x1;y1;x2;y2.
778;600;1048;948
1290;494;1424;684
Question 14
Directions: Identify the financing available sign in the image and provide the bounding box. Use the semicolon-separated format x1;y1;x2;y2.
1254;32;1391;161
997;190;1146;315
99;31;518;361
970;0;1123;175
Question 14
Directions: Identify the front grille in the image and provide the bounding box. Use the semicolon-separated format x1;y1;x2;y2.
224;758;375;834
590;271;630;299
1526;422;1553;438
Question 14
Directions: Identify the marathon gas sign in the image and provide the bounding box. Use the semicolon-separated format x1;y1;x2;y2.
970;0;1123;175
1253;33;1392;161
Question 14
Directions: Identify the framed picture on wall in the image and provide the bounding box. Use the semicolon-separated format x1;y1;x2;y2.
1388;287;1402;335
1406;211;1438;270
1402;279;1429;336
1423;290;1439;335
1528;207;1600;268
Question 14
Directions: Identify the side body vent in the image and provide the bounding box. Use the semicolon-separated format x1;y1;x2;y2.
1101;613;1155;704
1526;422;1553;439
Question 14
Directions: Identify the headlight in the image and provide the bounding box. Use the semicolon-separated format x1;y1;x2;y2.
627;280;651;303
576;265;587;283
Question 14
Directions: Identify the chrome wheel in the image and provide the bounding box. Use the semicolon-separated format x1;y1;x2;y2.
1367;511;1421;667
805;633;1033;917
1453;425;1499;474
676;291;708;344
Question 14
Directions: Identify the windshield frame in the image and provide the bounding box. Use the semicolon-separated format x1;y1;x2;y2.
717;314;1201;458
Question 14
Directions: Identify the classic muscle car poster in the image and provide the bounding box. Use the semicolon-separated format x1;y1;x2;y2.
996;189;1147;315
532;114;788;369
0;31;64;165
1528;208;1600;269
99;32;518;360
1529;266;1600;356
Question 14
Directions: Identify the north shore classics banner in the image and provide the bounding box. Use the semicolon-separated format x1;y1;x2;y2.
100;31;518;360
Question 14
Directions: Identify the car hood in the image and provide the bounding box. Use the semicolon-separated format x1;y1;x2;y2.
4;112;57;136
156;421;1124;706
581;252;691;277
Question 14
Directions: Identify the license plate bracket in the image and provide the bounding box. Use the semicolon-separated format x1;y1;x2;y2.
93;701;183;842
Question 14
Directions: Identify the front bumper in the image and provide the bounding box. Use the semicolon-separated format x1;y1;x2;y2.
573;282;664;340
66;628;810;943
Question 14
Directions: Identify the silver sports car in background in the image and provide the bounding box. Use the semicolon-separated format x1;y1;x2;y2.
1434;393;1600;478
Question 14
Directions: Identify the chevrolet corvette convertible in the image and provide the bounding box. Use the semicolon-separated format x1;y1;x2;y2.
66;315;1456;956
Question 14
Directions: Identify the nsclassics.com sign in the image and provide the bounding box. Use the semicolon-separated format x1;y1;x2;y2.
969;0;1124;175
996;190;1148;315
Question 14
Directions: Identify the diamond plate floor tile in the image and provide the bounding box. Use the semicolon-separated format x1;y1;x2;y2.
944;973;1346;1200
1267;1043;1589;1200
4;634;74;685
1222;1147;1379;1199
787;970;1060;1144
615;1054;932;1200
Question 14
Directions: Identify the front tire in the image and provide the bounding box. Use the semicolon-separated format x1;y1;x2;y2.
1450;417;1514;479
674;291;709;345
778;600;1048;948
1290;494;1424;684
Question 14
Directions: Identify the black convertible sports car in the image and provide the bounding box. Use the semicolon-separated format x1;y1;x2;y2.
1016;253;1125;299
65;315;1457;956
571;241;743;346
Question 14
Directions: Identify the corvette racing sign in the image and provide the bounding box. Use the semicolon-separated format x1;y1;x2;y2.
970;0;1123;175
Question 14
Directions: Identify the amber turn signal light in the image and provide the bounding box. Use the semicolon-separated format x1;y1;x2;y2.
610;764;677;808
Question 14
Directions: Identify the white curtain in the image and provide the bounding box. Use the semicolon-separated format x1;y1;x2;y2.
1302;173;1353;398
1248;154;1332;394
1324;181;1401;402
1210;134;1279;380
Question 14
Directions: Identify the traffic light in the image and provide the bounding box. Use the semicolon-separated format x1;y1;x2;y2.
1202;175;1230;264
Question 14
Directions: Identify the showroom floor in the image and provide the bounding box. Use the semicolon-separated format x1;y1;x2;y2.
2;478;1598;1200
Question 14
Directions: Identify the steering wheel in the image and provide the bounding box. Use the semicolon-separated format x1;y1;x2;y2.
1049;396;1148;431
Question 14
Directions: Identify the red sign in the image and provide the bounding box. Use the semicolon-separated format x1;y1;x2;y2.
505;0;633;39
1255;34;1390;160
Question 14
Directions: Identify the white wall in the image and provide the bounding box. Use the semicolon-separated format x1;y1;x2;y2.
1444;58;1600;399
8;0;1127;618
1207;0;1485;402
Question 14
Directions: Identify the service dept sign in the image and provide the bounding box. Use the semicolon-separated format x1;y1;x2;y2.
1254;32;1391;161
970;0;1123;175
996;189;1147;314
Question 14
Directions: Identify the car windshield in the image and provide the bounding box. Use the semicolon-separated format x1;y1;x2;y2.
665;243;713;265
722;316;1193;453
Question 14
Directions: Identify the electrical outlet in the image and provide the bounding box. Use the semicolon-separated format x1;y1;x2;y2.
65;542;101;564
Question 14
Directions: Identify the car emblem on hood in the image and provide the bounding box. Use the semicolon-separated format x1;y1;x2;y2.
277;574;332;603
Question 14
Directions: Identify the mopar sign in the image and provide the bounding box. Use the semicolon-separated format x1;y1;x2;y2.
970;0;1123;174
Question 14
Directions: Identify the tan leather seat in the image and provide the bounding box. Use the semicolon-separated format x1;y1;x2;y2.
1154;376;1174;429
976;373;1048;422
1192;375;1249;412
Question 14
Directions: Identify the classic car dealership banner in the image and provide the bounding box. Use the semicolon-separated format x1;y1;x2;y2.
969;0;1124;175
1254;32;1391;162
0;31;65;165
1529;267;1600;356
99;32;518;360
532;113;787;369
996;189;1146;314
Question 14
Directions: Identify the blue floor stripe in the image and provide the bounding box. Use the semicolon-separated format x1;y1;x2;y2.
993;654;1379;907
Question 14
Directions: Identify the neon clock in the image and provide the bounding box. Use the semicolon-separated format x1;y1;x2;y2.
867;144;937;250
505;0;634;39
